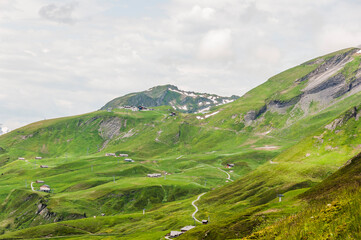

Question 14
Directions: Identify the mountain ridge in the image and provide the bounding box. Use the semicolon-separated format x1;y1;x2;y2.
101;84;239;113
1;47;361;239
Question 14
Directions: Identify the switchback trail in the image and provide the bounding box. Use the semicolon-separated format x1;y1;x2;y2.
192;192;206;223
217;167;233;182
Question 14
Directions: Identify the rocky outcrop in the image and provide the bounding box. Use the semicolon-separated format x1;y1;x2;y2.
243;49;361;126
244;105;267;125
98;117;123;140
305;73;345;95
36;202;57;221
325;106;359;131
268;96;302;114
297;49;357;84
98;117;125;151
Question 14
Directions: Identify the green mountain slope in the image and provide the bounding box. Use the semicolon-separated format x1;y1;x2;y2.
177;103;361;239
101;84;239;113
1;47;361;239
240;147;361;239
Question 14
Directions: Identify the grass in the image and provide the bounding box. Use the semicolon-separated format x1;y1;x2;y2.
174;103;361;239
0;48;361;239
341;55;361;83
240;151;361;240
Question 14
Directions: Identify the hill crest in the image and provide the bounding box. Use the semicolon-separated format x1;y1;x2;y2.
101;84;239;113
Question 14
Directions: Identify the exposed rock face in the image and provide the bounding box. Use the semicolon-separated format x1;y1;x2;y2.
298;50;354;85
268;97;301;114
325;107;359;131
98;117;124;151
98;117;123;140
305;73;346;95
244;105;267;125
36;203;56;221
244;48;361;126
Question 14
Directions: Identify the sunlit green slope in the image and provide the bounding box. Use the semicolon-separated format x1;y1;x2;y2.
1;47;361;239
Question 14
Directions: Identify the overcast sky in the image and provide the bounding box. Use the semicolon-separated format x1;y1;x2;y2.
1;0;361;130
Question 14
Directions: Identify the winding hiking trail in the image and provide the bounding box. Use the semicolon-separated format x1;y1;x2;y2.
192;192;206;223
217;167;233;182
30;182;35;191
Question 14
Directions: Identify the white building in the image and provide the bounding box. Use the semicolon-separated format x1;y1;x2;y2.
169;231;183;238
105;153;116;157
39;185;51;192
147;173;162;178
180;226;195;232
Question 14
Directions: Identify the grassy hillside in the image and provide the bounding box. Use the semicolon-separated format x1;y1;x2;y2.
177;104;361;239
0;106;275;237
240;150;361;239
1;47;361;239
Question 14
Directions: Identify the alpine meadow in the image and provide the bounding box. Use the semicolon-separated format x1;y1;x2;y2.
1;46;361;239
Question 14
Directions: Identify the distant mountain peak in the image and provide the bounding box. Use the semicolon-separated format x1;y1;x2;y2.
147;84;178;91
101;85;239;113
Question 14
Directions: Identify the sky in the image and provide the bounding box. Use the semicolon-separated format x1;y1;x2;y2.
1;0;361;130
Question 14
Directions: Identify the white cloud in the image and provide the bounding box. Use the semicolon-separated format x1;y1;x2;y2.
1;0;361;129
55;99;74;109
182;5;215;21
254;45;281;66
316;26;361;52
39;3;78;24
198;29;234;61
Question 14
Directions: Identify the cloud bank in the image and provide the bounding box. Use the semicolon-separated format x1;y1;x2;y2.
0;0;361;129
39;3;77;24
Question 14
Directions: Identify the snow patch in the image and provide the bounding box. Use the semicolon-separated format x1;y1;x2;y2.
205;111;220;118
178;105;188;110
254;145;280;150
196;106;211;114
222;99;235;104
207;96;218;104
169;100;177;110
357;49;361;54
169;88;198;98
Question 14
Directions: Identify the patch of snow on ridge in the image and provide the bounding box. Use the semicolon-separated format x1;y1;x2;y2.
357;49;361;54
207;96;218;103
179;105;188;110
197;111;220;119
205;111;219;118
222;99;235;104
196;106;211;114
168;88;198;98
